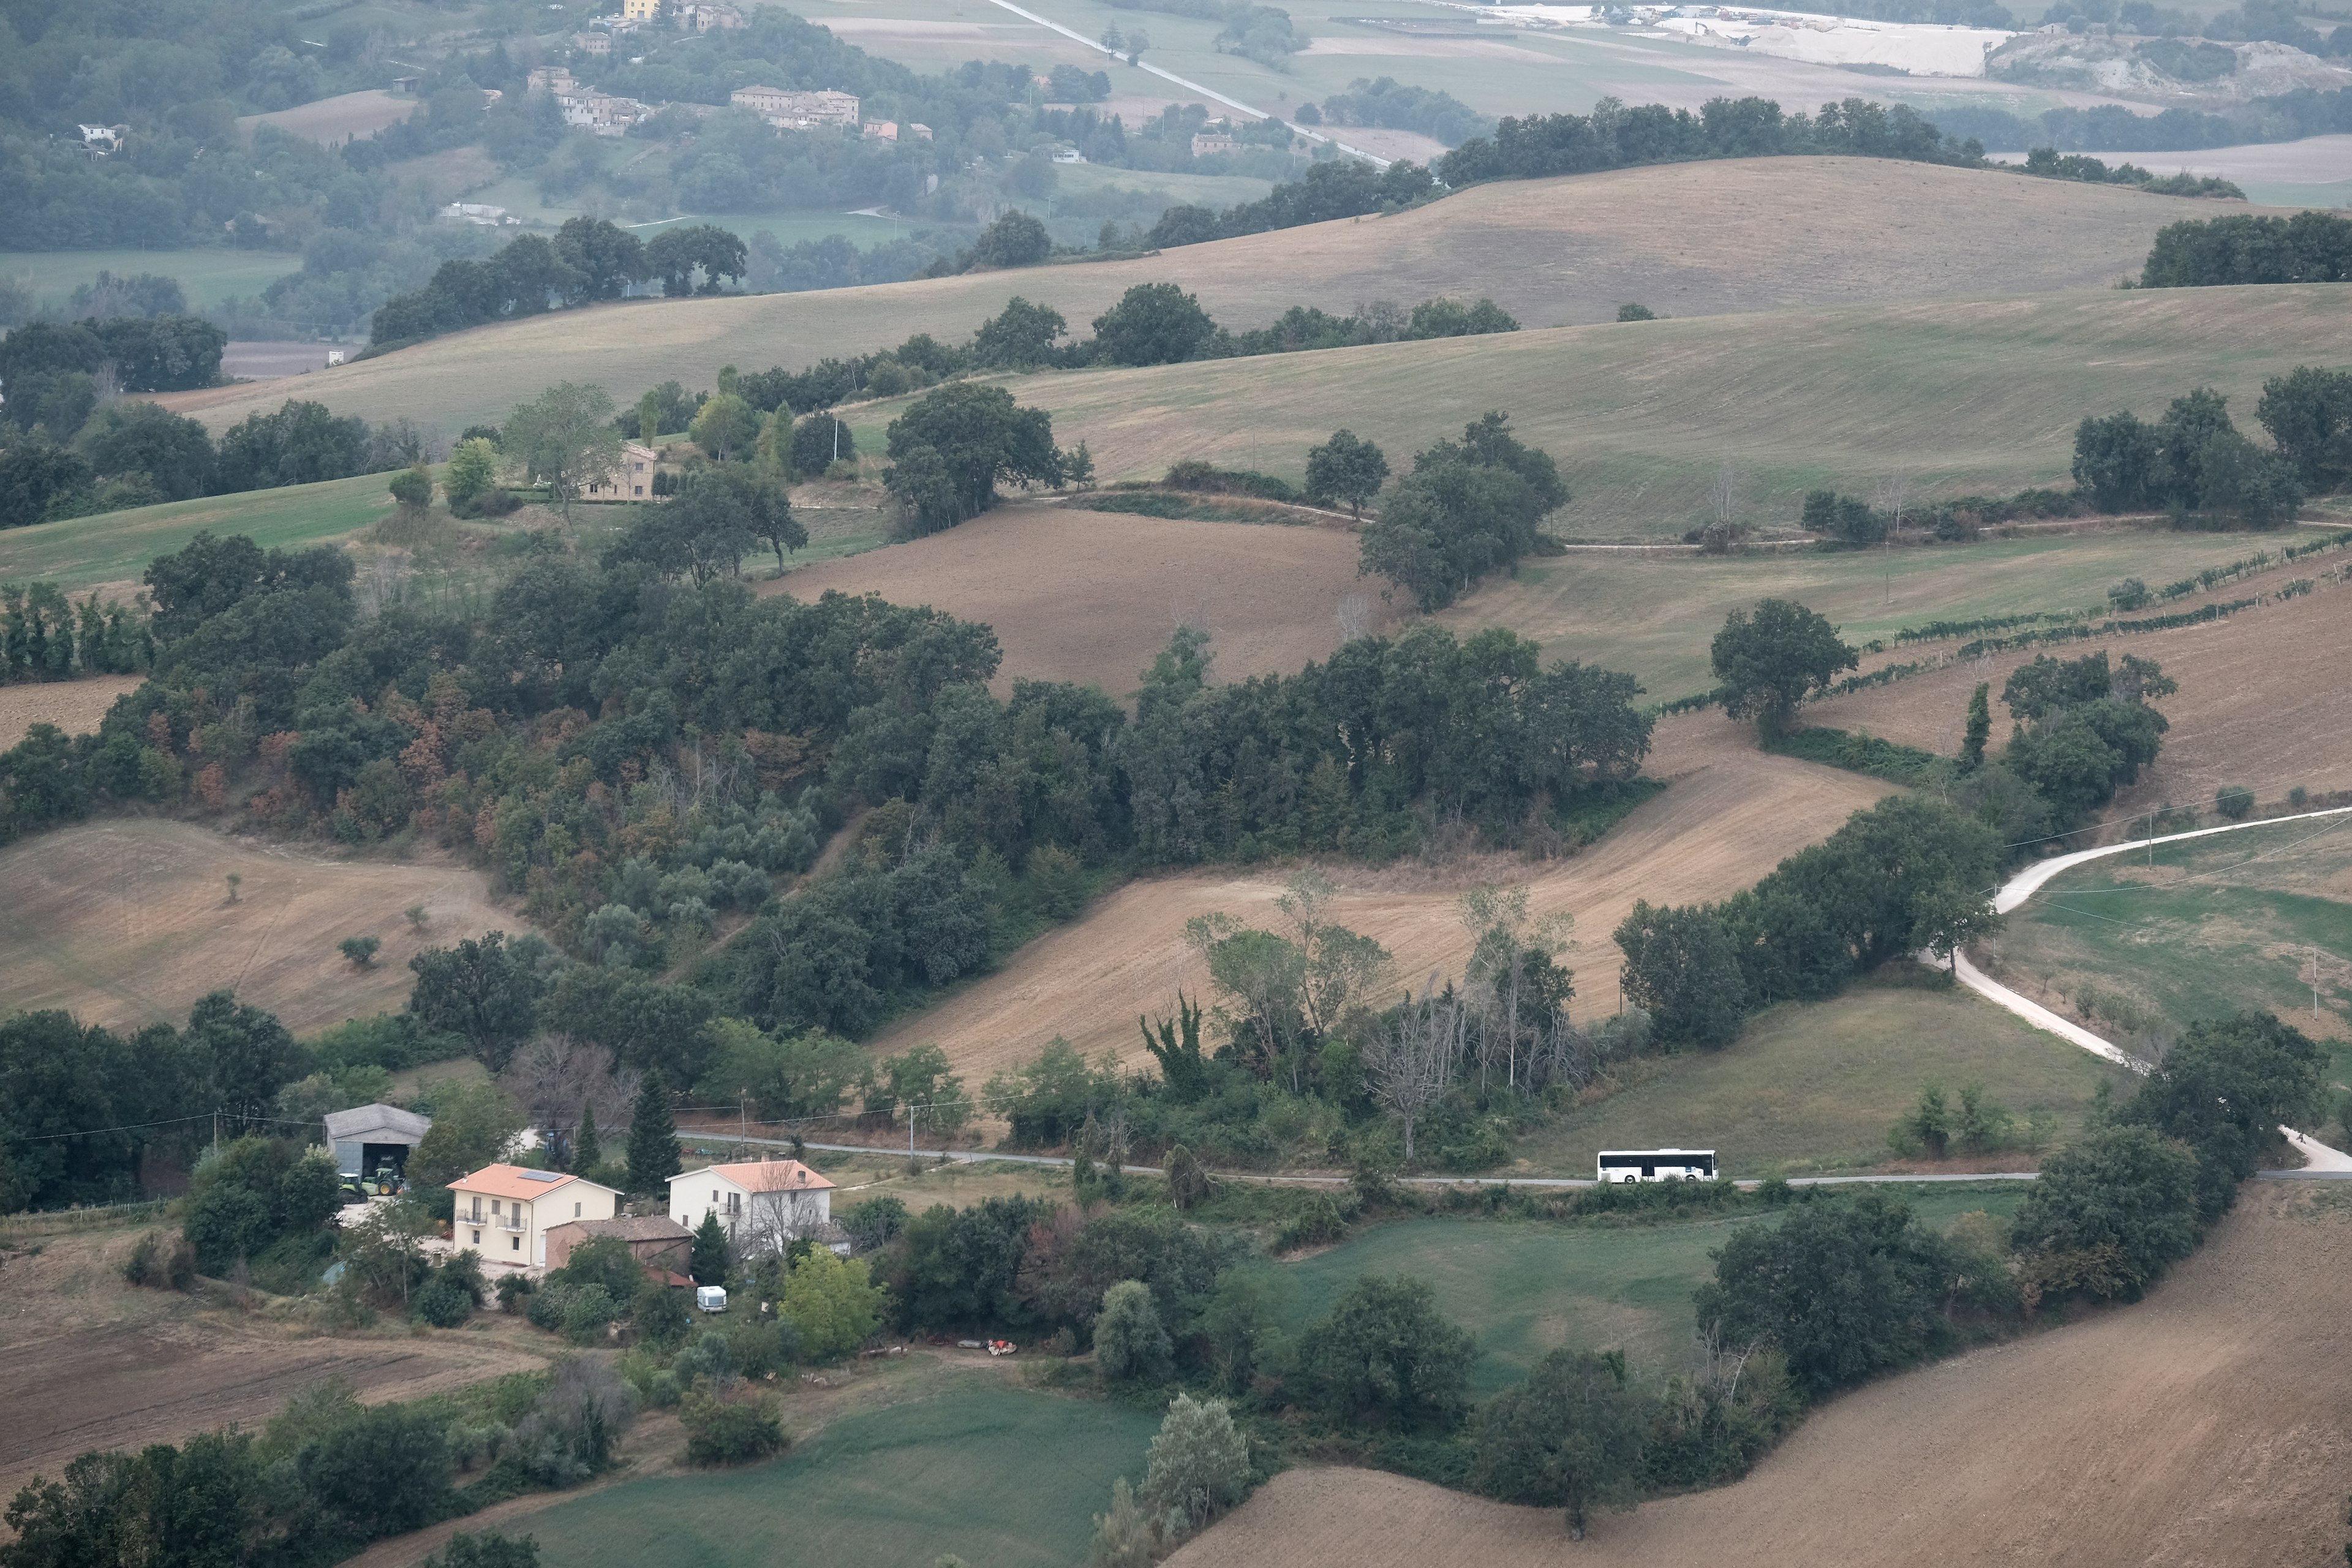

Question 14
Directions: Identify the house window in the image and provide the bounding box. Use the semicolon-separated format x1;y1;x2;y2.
472;1229;481;1244
574;1202;582;1217
511;1235;521;1251
492;1200;501;1216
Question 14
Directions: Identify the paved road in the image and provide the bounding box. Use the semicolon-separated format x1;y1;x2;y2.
1950;805;2352;1175
677;1129;2042;1188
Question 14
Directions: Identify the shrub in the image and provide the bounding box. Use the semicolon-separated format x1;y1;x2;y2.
1094;1279;1174;1383
779;1248;887;1362
841;1195;909;1253
2008;1124;2199;1302
1140;1395;1250;1539
339;934;382;968
412;1270;478;1327
682;1392;788;1466
2214;784;2255;821
123;1230;197;1290
1291;1274;1474;1430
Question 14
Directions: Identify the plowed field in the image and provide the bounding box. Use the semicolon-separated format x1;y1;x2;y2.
1169;1180;2352;1568
1809;578;2352;815
867;712;1893;1080
0;820;521;1036
767;502;1384;695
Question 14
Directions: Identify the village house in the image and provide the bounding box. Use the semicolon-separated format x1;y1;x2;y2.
1191;132;1238;156
622;0;662;20
668;1156;849;1255
450;1164;624;1271
729;85;860;129
679;2;745;29
582;441;668;500
541;1213;693;1276
573;31;613;54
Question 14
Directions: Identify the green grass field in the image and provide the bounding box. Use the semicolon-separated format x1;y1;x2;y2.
1281;1185;2032;1392
1;249;298;313
1985;815;2352;1094
1444;529;2278;698
519;1380;1158;1568
1514;975;2130;1178
0;472;393;589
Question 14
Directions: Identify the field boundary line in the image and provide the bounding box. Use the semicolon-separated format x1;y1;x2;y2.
1954;804;2352;1174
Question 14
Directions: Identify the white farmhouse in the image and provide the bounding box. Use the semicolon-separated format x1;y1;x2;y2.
668;1156;847;1254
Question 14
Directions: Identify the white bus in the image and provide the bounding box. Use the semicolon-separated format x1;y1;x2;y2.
1597;1148;1717;1183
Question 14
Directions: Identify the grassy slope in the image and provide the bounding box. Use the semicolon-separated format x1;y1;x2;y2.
1983;815;2352;1093
156;159;2245;437
1514;974;2132;1180
1280;1184;2030;1394
0;250;299;313
517;1382;1157;1568
1442;529;2277;698
0;471;394;590
895;282;2352;540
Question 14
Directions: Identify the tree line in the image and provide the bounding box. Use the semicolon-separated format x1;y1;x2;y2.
2073;368;2352;527
1;395;434;531
2138;210;2352;287
368;219;752;348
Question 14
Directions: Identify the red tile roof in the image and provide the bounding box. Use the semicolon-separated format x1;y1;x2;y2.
451;1164;618;1201
680;1158;835;1193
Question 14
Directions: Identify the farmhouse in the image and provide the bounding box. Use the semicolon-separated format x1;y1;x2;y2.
450;1164;624;1270
582;440;668;500
730;85;859;129
541;1213;693;1274
323;1102;430;1183
668;1156;848;1254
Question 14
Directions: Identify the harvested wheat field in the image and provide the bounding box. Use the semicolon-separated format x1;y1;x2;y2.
162;159;2241;435
1810;576;2352;813
1171;1182;2352;1568
0;1222;548;1508
868;712;1892;1082
940;284;2352;538
767;503;1386;695
0;675;144;750
0;820;519;1036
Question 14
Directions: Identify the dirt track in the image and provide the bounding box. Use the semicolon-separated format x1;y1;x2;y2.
868;712;1893;1080
767;503;1389;696
1170;1182;2352;1568
1810;580;2352;813
0;820;520;1035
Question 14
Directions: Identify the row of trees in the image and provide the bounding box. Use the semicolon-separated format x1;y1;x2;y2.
1;397;430;530
369;219;751;347
2138;209;2352;288
2072;384;2312;527
0;584;150;686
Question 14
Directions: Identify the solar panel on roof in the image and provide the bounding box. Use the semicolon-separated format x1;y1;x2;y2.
520;1169;565;1182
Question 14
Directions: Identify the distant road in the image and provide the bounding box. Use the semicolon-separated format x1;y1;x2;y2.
976;0;1394;167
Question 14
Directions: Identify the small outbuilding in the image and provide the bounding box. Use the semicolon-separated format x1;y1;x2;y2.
325;1103;431;1183
542;1213;693;1275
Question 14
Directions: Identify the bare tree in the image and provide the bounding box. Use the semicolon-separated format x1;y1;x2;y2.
1458;885;1574;1094
733;1175;833;1257
1711;459;1737;529
500;1035;638;1167
1337;592;1374;642
1360;980;1466;1164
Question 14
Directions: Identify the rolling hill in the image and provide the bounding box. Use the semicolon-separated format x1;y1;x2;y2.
883;282;2352;540
1168;1181;2352;1568
157;158;2262;437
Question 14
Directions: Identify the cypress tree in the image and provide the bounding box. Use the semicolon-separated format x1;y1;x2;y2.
574;1102;601;1172
627;1070;680;1194
1961;682;1991;771
690;1211;731;1285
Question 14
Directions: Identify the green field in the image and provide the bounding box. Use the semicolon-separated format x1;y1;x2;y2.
1515;976;2130;1178
519;1381;1157;1568
1985;815;2352;1094
1444;529;2281;698
0;473;393;589
841;284;2352;541
1281;1186;2032;1393
1;249;298;313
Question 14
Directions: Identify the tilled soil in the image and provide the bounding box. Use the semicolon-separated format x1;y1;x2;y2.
865;710;1894;1081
